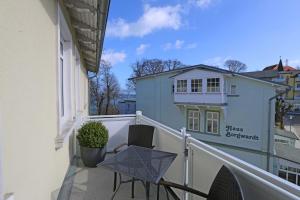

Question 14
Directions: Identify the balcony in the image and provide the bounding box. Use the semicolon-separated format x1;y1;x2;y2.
272;77;286;83
58;113;300;200
174;92;227;106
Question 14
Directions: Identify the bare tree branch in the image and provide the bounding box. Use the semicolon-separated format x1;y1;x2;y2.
224;59;247;72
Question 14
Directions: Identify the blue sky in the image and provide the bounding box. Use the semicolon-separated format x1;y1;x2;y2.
102;0;300;89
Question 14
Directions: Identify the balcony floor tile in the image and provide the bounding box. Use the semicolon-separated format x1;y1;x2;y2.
60;158;174;200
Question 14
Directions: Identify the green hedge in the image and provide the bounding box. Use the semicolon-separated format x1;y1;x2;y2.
77;121;109;148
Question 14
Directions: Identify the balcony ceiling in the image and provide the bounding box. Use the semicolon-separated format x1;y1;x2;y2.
61;0;110;73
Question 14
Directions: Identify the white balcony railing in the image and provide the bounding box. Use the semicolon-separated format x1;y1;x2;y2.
174;92;227;105
83;112;300;200
272;77;286;83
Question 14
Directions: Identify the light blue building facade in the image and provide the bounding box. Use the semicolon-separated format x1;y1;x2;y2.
134;65;285;171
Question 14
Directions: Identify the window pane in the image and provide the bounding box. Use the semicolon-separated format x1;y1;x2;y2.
188;120;193;130
213;121;218;133
187;110;200;131
207;112;212;119
191;79;202;92
278;171;287;179
207;78;220;93
207;120;212;132
231;85;236;94
288;173;296;184
194;119;199;130
177;80;187;92
213;112;218;119
298;175;300;186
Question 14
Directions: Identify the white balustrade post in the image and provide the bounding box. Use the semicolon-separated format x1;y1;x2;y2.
181;127;190;200
136;110;142;124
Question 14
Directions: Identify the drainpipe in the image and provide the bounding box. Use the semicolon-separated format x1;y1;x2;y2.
267;87;290;172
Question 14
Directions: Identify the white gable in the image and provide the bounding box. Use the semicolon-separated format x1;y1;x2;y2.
174;69;224;81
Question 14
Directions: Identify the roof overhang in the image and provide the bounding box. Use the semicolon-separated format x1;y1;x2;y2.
60;0;110;73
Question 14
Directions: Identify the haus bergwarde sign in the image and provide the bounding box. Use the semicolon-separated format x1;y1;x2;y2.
225;125;259;141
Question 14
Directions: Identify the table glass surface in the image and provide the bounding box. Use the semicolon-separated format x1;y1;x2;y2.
98;145;177;184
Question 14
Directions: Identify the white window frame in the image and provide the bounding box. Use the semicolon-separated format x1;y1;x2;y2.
206;111;219;134
230;84;237;95
278;165;300;186
57;6;73;131
191;79;202;93
187;110;200;131
207;78;220;93
177;80;187;93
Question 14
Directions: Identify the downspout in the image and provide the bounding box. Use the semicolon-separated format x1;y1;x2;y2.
267;87;290;172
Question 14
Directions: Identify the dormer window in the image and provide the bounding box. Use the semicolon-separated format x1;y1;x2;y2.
207;78;220;93
191;79;202;93
177;80;187;92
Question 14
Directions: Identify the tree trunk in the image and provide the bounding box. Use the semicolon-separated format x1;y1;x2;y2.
105;87;110;115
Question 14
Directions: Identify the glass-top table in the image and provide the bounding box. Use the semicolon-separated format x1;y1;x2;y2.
98;145;177;199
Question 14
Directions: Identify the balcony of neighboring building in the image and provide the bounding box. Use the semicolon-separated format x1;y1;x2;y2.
57;113;300;200
173;71;227;106
272;77;287;83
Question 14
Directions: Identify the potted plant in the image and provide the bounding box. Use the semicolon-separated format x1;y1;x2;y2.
77;121;109;167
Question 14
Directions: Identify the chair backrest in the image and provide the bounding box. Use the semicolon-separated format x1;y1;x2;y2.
208;165;244;200
128;125;155;148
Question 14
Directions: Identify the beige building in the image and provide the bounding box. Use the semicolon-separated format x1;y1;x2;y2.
0;0;109;199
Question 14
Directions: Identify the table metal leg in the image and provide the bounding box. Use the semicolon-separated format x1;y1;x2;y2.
113;172;117;191
131;178;135;198
111;182;121;200
157;184;160;200
146;182;150;200
164;186;170;200
110;173;122;200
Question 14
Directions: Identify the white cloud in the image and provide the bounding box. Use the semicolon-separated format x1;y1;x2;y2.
175;40;185;49
102;49;126;65
107;4;183;38
163;40;197;50
163;40;184;50
136;44;150;55
204;56;231;67
185;43;197;49
163;42;173;50
189;0;214;8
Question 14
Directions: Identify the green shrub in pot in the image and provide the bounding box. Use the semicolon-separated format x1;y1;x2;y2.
77;121;109;167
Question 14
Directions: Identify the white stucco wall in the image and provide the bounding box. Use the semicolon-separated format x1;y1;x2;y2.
0;0;89;199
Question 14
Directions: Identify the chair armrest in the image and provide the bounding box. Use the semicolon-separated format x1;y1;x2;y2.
113;143;128;153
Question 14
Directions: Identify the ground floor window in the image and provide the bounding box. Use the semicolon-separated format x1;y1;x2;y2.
278;165;300;186
187;110;200;131
206;111;219;134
